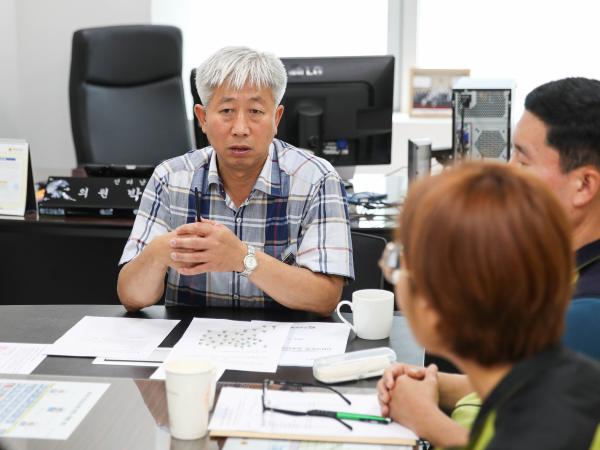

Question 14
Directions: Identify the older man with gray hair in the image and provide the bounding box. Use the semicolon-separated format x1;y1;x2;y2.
117;46;354;314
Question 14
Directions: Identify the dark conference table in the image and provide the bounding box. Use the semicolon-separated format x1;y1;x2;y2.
0;304;423;450
0;304;423;382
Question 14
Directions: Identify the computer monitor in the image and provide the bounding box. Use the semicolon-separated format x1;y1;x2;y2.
190;55;394;169
278;55;394;168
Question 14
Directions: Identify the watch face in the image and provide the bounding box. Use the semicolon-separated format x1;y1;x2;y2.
244;255;258;271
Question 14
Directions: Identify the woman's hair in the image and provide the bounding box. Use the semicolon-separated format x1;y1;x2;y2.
195;46;287;107
398;163;573;366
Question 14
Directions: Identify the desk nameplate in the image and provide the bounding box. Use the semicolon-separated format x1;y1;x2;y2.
39;176;147;218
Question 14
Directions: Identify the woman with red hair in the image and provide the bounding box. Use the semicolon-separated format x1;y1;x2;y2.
378;163;600;449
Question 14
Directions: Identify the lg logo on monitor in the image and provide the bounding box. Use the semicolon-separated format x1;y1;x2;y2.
287;65;324;77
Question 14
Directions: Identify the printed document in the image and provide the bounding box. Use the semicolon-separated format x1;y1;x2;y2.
0;379;109;439
276;322;350;367
0;343;48;374
223;437;412;450
47;316;179;359
150;362;226;382
210;387;417;444
163;318;291;373
92;347;171;367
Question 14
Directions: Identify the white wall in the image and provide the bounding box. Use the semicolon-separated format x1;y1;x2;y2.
0;0;21;139
417;0;600;123
0;0;445;183
353;113;450;180
0;0;151;181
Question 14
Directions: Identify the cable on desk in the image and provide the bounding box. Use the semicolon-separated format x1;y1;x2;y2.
347;192;403;210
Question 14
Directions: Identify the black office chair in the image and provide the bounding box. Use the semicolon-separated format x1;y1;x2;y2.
69;25;191;165
342;231;388;300
190;68;210;149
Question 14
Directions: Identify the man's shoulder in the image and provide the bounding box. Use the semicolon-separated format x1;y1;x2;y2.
153;147;213;180
273;139;342;186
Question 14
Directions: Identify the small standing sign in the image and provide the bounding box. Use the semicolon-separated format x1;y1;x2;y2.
0;139;36;216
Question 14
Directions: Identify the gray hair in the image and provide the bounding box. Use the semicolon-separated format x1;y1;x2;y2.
195;46;287;107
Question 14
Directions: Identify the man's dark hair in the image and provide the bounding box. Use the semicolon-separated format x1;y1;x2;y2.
525;77;600;172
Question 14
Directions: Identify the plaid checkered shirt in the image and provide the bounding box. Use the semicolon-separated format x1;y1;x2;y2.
119;139;354;307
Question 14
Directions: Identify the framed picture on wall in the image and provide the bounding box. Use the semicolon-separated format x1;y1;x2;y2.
409;68;470;117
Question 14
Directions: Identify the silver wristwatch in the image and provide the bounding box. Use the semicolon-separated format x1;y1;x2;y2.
240;245;258;277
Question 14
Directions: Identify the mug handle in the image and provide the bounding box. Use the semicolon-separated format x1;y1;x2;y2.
335;300;356;333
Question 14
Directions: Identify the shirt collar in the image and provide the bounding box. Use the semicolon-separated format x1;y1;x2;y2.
575;238;600;271
205;142;287;198
207;148;221;189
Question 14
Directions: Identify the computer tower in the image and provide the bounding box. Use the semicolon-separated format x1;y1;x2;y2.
452;78;515;162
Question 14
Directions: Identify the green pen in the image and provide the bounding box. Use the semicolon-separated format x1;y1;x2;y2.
336;411;391;424
307;409;391;424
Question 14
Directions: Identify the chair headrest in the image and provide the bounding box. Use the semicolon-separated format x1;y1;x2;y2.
71;25;182;85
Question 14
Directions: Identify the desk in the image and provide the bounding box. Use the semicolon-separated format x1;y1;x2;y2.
349;213;397;239
0;304;422;450
0;213;396;305
0;213;131;305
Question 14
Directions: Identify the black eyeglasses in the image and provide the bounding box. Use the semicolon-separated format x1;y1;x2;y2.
378;242;414;287
261;379;390;431
378;242;402;285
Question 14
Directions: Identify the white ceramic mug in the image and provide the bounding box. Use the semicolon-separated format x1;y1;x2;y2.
165;357;215;440
336;289;394;340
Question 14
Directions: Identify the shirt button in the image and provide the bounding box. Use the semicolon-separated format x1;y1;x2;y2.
233;294;240;300
236;217;242;223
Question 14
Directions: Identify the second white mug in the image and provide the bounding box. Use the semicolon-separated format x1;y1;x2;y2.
335;289;394;340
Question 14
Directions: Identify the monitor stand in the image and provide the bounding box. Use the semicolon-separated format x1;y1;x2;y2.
296;147;355;190
335;166;356;191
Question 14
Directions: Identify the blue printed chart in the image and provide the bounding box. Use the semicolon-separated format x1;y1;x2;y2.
0;379;109;439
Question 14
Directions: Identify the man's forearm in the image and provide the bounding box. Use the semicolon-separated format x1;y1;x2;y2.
249;252;343;315
117;242;168;311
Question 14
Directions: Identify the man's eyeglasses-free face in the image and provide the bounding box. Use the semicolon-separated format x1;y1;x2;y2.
261;379;390;431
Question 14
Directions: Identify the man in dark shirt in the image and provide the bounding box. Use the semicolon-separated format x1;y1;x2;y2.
574;240;600;298
511;77;600;300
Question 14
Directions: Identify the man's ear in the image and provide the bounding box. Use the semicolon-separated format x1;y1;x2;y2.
572;166;600;208
194;104;207;133
274;105;284;133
